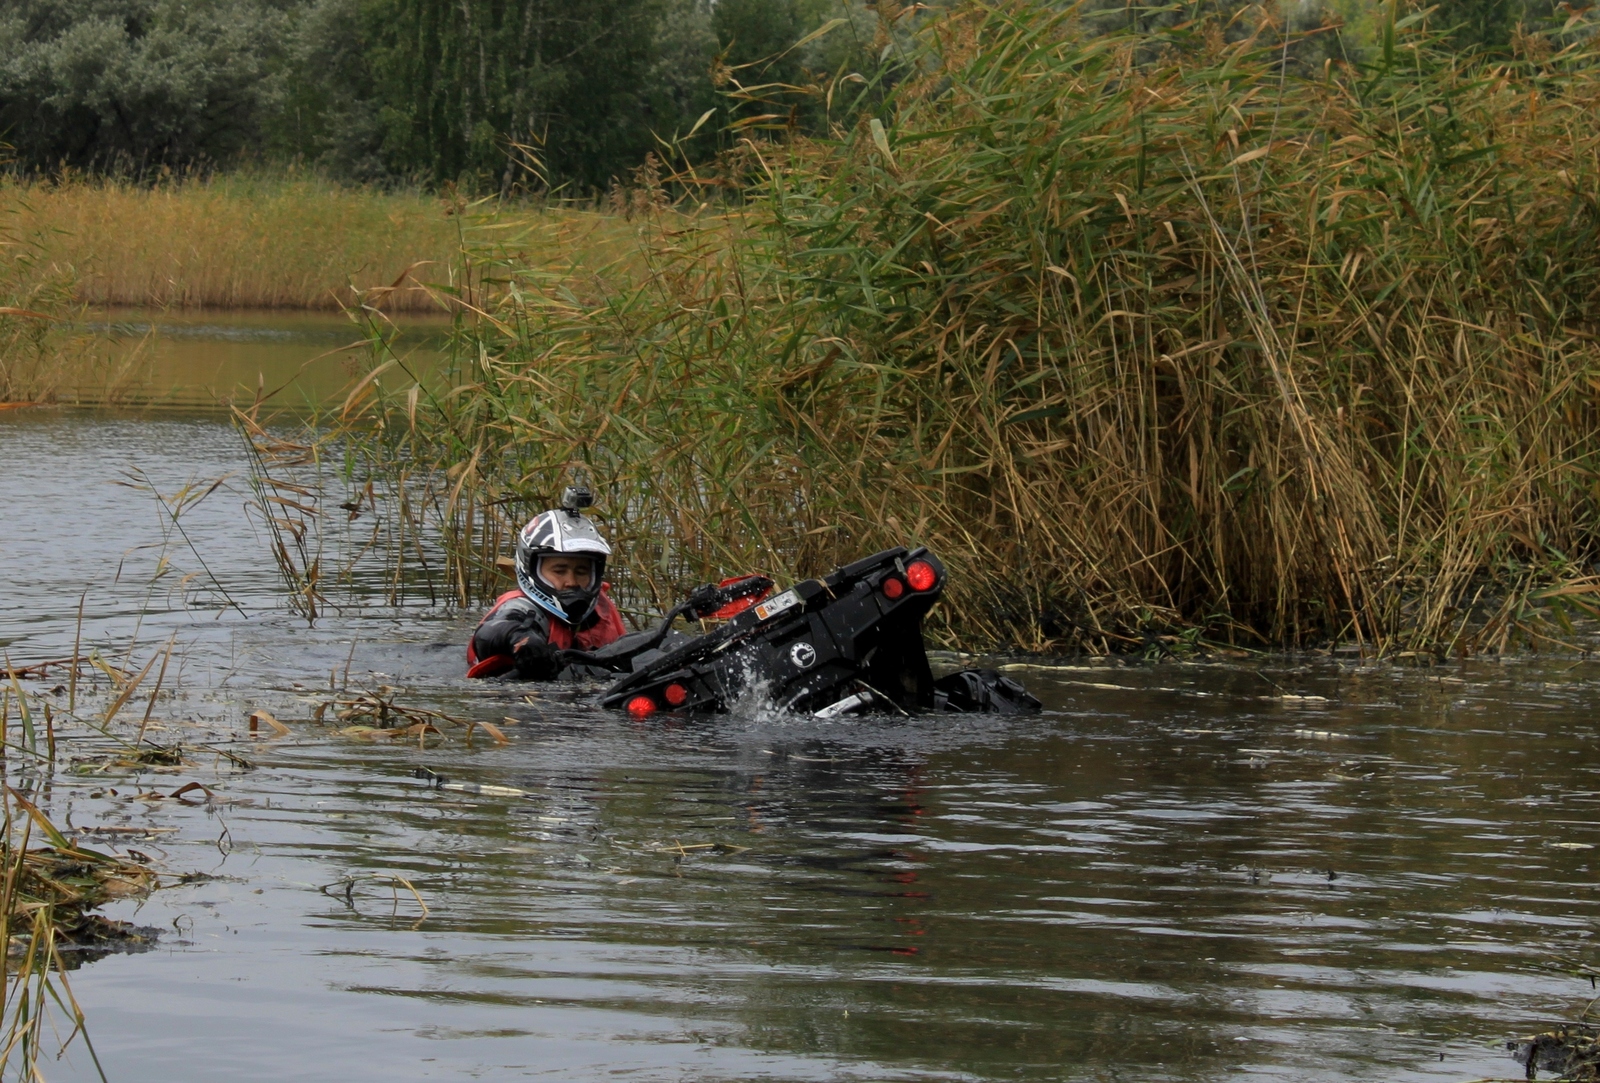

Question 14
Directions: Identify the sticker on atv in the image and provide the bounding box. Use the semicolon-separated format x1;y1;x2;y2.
754;589;800;622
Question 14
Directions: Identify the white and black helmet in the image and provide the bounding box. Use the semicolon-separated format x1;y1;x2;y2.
514;487;612;625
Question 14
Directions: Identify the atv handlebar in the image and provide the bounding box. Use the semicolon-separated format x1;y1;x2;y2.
556;574;773;672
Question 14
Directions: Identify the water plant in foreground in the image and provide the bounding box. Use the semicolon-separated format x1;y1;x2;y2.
0;781;156;1081
304;0;1600;656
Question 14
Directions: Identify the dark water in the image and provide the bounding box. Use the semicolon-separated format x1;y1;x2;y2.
2;404;1597;1083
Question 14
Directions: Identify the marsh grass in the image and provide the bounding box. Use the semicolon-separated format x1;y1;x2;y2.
0;206;85;403
0;656;162;1082
293;1;1600;654
2;173;652;312
2;200;168;404
0;798;100;1082
2;171;656;403
3;172;455;311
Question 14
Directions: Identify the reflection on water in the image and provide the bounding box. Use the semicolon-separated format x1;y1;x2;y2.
2;406;1597;1083
76;307;449;408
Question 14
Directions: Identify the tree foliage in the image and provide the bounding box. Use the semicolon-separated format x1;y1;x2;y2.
0;0;291;171
357;0;667;190
0;0;914;188
2;0;1582;189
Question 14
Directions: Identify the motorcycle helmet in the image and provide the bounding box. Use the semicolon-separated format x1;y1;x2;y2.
514;487;611;625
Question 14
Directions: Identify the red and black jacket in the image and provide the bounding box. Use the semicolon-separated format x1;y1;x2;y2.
466;585;627;678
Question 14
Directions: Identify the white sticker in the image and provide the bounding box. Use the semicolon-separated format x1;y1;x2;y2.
754;589;800;622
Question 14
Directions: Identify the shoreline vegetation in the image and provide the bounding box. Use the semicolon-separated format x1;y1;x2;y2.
4;173;459;311
9;1;1600;655
0;174;650;401
3;173;463;311
303;1;1600;656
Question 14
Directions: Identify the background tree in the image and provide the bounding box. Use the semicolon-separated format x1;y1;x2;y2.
0;0;982;189
0;0;291;172
355;0;670;192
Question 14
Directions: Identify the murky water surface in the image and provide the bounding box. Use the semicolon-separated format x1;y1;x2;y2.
77;307;448;407
3;400;1598;1082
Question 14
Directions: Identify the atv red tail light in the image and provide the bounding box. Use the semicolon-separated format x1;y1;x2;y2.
663;683;688;706
905;560;937;591
881;576;905;600
626;695;657;717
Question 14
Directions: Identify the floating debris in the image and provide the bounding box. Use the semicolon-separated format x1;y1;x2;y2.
341;722;442;744
651;840;750;857
4;792;160;958
77;825;179;839
300;688;506;745
6;844;158;953
413;767;530;798
1510;1025;1600;1080
70;742;191;774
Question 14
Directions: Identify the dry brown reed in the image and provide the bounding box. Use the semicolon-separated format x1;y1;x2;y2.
3;173;646;313
318;1;1600;654
0;203;83;403
0;786;148;1079
2;172;457;310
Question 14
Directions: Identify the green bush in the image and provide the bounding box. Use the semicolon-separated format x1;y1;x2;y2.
0;0;290;171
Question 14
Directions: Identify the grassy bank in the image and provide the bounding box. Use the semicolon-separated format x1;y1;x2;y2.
304;2;1600;653
0;206;86;403
3;173;648;313
2;173;462;311
1;175;653;403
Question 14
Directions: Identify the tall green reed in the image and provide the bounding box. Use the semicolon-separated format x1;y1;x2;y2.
327;0;1600;654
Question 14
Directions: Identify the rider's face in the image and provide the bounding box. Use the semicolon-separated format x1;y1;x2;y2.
539;555;594;591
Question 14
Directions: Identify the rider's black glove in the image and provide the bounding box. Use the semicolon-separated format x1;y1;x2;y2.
512;637;562;680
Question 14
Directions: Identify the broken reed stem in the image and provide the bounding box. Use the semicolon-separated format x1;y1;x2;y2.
136;635;177;747
3;660;35;758
68;592;84;715
380;874;429;919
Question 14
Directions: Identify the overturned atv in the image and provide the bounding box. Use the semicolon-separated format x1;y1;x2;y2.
558;547;1040;717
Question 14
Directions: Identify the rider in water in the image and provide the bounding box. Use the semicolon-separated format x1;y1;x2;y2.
466;490;627;679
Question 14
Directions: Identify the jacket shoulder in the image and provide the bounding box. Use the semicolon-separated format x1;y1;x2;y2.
480;593;543;627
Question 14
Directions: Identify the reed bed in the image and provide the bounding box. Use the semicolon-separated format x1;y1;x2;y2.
324;1;1600;654
1;172;453;310
1;173;646;312
0;648;168;1080
0;203;85;403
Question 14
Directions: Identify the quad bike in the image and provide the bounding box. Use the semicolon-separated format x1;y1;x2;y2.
557;547;1041;718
